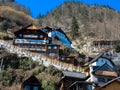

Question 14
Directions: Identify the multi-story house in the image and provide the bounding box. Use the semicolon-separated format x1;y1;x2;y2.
87;53;118;87
13;24;60;59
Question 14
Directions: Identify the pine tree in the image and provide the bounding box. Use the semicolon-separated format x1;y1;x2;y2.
71;16;79;39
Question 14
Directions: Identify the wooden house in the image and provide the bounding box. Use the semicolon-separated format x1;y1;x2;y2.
13;24;60;59
21;75;42;90
95;77;120;90
58;71;87;90
87;53;118;87
59;56;77;65
46;44;60;59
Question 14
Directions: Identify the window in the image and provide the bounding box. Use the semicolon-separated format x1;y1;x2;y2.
54;46;57;49
24;85;30;90
33;86;38;90
48;46;51;49
40;35;43;38
87;85;92;90
19;34;23;37
49;53;55;57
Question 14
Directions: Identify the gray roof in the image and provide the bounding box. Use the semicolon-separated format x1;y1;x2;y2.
62;71;86;79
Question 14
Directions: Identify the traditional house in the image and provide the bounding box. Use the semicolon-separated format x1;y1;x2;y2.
87;53;118;87
58;71;87;90
95;77;120;90
13;24;60;59
21;75;42;90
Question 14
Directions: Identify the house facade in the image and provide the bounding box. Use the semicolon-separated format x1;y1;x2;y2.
87;53;118;87
13;24;60;59
21;75;42;90
58;71;87;90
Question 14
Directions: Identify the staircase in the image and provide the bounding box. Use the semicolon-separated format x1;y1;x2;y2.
0;40;85;73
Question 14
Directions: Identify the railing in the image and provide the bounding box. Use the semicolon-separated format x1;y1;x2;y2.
0;40;86;73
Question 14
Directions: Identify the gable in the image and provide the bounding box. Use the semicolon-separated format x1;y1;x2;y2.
27;24;38;29
91;57;114;68
93;63;118;77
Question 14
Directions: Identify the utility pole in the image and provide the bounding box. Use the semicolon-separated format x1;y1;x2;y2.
0;58;3;72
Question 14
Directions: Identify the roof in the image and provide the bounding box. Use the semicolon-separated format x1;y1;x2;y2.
68;81;93;89
23;75;40;85
100;76;120;88
55;28;72;44
89;53;115;66
92;63;118;77
62;71;86;79
14;24;48;35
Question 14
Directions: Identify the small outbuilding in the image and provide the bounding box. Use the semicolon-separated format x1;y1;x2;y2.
21;75;42;90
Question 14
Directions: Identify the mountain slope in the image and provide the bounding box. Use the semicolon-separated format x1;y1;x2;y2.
42;2;120;40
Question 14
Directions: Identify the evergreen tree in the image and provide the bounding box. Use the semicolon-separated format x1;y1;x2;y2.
71;16;79;39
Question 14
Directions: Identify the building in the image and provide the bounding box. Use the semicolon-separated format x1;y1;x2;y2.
87;53;118;87
95;77;120;90
21;75;42;90
59;56;77;66
13;24;60;59
68;81;93;90
43;27;72;47
58;71;87;90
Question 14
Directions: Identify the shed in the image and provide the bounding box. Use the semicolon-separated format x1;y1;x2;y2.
21;75;42;90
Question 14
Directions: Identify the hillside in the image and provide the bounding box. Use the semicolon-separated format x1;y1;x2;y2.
42;2;120;40
0;1;38;32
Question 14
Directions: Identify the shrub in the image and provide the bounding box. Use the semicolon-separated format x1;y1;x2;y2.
42;79;56;90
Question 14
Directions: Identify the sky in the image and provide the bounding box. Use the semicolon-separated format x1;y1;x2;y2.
15;0;120;18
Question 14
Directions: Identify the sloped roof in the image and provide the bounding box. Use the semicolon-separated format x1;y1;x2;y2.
92;63;118;77
55;28;72;44
89;53;115;66
62;71;86;79
23;75;40;85
14;24;48;35
100;76;120;88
